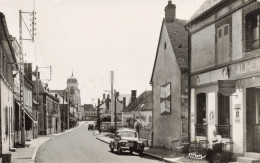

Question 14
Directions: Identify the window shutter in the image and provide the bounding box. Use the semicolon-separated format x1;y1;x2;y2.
217;27;223;64
223;24;230;63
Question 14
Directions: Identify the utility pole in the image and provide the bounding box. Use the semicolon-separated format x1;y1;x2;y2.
114;89;117;132
109;71;115;128
19;8;36;147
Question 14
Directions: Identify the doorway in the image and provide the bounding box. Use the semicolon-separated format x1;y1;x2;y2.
246;88;260;153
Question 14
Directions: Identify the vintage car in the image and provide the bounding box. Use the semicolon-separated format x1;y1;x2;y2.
109;128;144;156
88;124;94;130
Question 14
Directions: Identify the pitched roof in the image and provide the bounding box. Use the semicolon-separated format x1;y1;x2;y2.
186;0;226;24
150;18;188;83
165;19;188;69
84;104;96;111
123;90;152;112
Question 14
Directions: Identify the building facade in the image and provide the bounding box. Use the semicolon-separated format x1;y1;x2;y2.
150;1;189;149
0;12;18;154
186;0;260;156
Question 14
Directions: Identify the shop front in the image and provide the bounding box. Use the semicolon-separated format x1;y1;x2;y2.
190;57;260;155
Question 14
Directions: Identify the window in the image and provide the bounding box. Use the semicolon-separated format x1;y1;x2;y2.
217;93;231;138
196;93;206;125
246;11;260;51
217;24;230;64
5;107;8;135
195;93;207;136
70;87;75;95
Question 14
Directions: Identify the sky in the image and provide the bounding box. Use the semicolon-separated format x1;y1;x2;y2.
0;0;205;105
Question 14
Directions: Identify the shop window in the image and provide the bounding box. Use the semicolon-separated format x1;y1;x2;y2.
217;93;231;138
246;11;260;51
217;24;230;64
195;93;207;136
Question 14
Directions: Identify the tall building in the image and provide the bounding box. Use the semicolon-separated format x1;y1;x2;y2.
66;73;81;111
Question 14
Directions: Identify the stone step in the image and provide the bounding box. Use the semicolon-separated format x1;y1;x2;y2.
245;153;260;160
237;157;259;163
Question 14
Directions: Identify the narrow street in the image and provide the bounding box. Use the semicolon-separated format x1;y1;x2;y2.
35;124;161;163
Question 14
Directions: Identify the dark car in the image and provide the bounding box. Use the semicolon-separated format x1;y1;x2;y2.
88;124;94;130
109;128;144;156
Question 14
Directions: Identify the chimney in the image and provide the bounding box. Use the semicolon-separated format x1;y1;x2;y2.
131;90;137;103
55;94;58;98
165;0;176;22
98;98;100;105
123;97;126;108
38;72;40;79
103;94;106;100
116;91;119;100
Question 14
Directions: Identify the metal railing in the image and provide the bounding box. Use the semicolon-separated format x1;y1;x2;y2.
216;125;231;138
195;124;207;136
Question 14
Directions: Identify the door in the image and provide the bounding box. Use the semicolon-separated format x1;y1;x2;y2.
246;88;260;153
253;88;260;152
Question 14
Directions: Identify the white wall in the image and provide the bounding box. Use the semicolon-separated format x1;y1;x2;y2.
231;89;244;154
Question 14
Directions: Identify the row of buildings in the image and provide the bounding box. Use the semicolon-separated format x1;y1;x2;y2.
0;12;81;155
96;0;260;160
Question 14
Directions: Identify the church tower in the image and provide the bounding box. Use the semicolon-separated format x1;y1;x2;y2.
66;73;81;111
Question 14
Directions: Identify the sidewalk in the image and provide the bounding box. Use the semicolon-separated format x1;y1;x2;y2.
95;131;207;163
11;126;79;163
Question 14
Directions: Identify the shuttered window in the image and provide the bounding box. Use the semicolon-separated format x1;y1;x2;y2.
217;24;230;64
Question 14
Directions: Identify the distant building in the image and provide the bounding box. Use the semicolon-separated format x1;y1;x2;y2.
66;73;81;112
33;80;60;135
83;104;97;121
150;1;189;149
122;91;152;128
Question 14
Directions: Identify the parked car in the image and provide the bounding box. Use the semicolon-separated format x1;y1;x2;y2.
109;128;144;156
88;124;94;130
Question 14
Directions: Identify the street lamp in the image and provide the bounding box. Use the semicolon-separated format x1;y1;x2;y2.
103;89;118;132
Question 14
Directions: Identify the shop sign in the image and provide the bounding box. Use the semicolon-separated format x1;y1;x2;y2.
218;80;236;96
234;104;241;123
236;59;260;76
193;67;228;86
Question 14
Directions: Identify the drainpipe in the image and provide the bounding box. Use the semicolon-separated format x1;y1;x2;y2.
185;25;191;143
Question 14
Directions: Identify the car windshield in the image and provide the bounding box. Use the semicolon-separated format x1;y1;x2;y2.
120;131;137;138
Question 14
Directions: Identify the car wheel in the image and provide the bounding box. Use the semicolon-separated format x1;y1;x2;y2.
129;150;133;154
139;150;144;156
117;145;122;155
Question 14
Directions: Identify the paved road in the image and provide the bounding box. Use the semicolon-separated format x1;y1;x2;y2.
35;124;161;163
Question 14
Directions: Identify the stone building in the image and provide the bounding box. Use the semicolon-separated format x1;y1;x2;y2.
66;73;81;112
186;0;260;160
0;12;18;154
150;1;189;149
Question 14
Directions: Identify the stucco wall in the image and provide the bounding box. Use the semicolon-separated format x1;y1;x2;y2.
152;23;182;149
1;80;13;154
191;24;216;73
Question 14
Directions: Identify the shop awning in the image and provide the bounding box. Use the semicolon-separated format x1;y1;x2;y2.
24;109;37;123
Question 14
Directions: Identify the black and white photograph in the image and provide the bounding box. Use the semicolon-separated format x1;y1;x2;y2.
0;0;260;162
